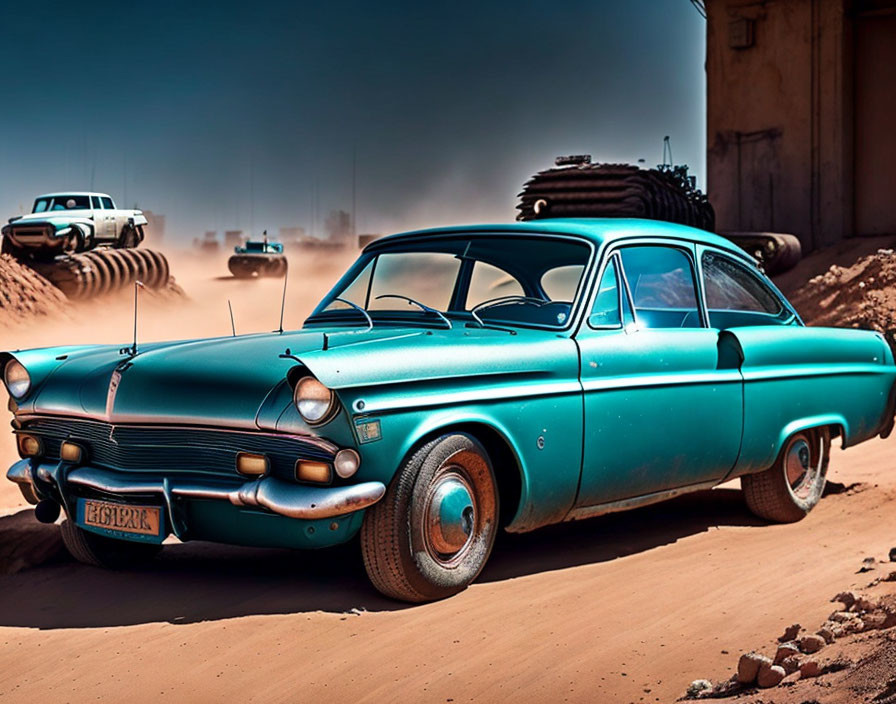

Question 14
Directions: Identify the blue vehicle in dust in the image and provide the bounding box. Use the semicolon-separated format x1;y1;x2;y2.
228;230;287;278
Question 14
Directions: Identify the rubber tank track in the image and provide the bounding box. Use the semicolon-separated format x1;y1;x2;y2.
228;253;287;278
517;162;801;274
28;249;171;300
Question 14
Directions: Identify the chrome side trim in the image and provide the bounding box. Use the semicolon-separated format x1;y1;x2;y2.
62;465;385;520
565;479;719;522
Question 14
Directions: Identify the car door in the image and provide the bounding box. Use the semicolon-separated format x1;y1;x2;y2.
100;196;121;242
696;246;892;475
90;196;111;241
573;242;744;511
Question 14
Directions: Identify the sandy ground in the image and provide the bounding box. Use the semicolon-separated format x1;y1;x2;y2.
0;438;893;703
0;245;894;703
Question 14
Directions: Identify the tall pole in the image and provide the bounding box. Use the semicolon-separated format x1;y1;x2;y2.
351;144;357;241
249;151;255;237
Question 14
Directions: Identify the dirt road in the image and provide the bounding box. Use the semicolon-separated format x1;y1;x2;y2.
0;247;894;703
0;433;893;702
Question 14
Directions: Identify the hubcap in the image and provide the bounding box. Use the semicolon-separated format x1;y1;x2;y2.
425;471;476;559
785;437;813;497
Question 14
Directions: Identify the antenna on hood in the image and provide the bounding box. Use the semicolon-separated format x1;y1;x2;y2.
228;299;236;336
277;260;289;334
121;280;145;356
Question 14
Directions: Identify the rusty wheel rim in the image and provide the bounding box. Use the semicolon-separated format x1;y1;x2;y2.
422;466;477;568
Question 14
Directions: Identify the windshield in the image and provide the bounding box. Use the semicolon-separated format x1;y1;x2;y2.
32;195;91;213
308;234;593;330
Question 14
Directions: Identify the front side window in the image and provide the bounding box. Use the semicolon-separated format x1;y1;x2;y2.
32;199;49;213
702;252;790;328
91;196;103;209
619;246;701;328
101;197;115;209
310;235;592;330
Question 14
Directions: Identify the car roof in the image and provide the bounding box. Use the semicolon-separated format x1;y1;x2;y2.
34;192;112;199
367;218;752;261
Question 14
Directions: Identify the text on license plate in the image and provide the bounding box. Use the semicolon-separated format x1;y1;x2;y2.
82;499;161;536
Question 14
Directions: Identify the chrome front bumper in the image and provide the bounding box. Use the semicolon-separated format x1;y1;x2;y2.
7;459;385;521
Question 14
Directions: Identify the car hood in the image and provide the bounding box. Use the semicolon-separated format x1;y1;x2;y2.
7;324;574;429
15;210;93;222
8;212;92;228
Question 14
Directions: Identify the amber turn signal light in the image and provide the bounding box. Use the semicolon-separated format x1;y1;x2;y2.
60;441;85;464
295;460;332;484
236;452;269;477
16;434;41;458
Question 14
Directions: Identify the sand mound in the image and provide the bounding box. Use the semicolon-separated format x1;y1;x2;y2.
788;248;896;333
0;254;68;325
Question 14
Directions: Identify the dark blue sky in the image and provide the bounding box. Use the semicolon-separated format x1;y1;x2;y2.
0;1;706;241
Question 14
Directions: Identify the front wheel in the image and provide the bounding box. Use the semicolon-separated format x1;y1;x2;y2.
60;519;162;568
742;427;831;523
117;226;140;249
360;433;499;602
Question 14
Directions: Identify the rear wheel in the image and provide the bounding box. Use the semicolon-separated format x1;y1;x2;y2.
742;427;831;523
361;433;499;602
60;519;162;568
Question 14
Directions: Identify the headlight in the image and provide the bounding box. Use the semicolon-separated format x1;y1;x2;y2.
294;376;337;425
4;359;31;399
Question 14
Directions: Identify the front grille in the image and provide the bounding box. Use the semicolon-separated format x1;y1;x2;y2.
12;227;49;240
21;416;334;479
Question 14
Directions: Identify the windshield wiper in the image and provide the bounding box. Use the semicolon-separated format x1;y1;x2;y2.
470;296;549;327
374;294;452;329
333;297;373;332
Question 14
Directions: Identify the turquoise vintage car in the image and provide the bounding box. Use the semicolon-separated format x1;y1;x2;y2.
4;219;896;602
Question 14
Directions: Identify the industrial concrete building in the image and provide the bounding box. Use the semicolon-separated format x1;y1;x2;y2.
706;0;896;251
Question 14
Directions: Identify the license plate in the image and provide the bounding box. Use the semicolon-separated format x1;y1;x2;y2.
79;499;163;540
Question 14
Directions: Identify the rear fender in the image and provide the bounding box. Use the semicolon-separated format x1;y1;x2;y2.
779;415;847;451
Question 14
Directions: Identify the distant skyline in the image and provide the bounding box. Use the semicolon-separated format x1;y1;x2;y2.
0;1;706;242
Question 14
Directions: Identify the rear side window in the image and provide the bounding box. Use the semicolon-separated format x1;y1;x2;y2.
619;246;701;328
702;252;789;328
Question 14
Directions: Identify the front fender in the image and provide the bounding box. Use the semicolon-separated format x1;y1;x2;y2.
0;346;107;409
343;387;583;533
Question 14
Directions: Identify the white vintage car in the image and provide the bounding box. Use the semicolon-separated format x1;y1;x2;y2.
1;192;148;258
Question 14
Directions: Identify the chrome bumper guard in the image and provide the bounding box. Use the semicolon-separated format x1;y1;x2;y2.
7;459;386;521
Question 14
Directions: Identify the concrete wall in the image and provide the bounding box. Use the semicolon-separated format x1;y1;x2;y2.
706;0;896;251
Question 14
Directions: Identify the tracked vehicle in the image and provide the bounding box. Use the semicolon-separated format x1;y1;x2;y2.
517;156;802;274
228;231;287;278
1;192;172;299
